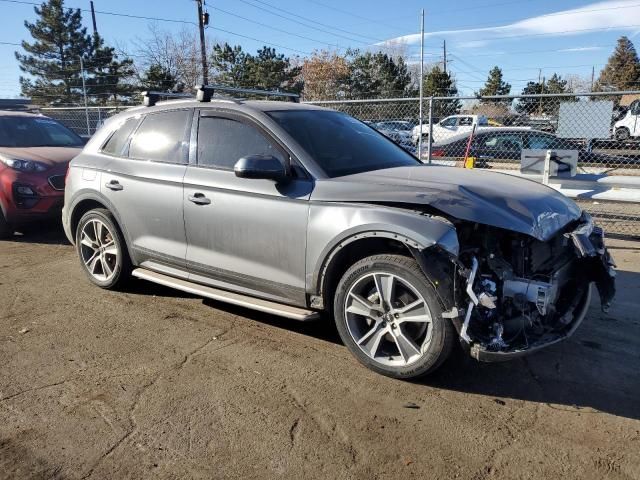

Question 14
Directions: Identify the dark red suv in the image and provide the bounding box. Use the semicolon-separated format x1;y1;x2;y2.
0;111;84;238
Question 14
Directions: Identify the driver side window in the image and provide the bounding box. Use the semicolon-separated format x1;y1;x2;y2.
197;116;285;170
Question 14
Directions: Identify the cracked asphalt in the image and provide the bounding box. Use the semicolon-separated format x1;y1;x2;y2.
1;225;639;480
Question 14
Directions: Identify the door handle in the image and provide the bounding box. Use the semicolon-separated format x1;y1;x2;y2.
105;180;123;191
188;192;211;205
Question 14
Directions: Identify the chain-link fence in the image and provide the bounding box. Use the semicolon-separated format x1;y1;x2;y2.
39;92;640;237
308;92;640;237
40;106;130;136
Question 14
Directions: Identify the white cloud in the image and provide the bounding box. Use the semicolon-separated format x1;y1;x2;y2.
376;0;640;46
558;46;605;52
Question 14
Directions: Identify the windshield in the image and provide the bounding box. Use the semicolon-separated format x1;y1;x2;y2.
0;116;84;148
267;110;420;177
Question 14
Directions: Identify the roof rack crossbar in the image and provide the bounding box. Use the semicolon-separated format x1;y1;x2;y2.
141;91;192;107
195;84;300;103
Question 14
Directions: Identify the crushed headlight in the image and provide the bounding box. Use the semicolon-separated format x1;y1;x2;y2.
0;155;48;172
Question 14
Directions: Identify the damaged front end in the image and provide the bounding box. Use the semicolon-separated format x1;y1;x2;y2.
451;212;616;361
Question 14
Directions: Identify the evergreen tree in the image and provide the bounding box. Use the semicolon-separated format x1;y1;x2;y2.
245;47;302;93
210;43;249;87
423;66;461;116
347;50;412;98
15;0;92;105
597;36;640;91
140;64;177;92
477;66;511;99
515;73;573;115
86;34;136;104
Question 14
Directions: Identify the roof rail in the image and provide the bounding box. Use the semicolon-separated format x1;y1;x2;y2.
141;85;300;107
141;91;192;107
194;84;300;103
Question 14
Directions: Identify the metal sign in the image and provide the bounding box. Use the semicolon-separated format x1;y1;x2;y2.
521;149;578;178
556;101;613;139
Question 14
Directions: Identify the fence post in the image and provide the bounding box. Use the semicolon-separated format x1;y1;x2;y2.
427;97;434;164
79;56;90;136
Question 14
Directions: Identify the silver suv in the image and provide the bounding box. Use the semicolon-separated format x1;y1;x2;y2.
63;90;615;379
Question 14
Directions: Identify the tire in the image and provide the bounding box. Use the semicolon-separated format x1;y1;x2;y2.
0;210;11;239
333;254;455;379
75;208;131;289
615;127;630;142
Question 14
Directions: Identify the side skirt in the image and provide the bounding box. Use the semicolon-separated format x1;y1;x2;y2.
131;268;320;322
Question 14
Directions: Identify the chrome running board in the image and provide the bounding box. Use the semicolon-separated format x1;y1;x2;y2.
131;268;320;321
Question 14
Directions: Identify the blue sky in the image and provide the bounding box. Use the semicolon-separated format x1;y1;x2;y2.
1;0;639;97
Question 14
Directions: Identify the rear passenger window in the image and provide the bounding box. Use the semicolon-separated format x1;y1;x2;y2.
197;116;285;170
102;117;138;156
129;110;191;163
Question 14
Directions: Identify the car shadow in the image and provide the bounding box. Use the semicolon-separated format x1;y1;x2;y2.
424;268;640;421
2;221;70;246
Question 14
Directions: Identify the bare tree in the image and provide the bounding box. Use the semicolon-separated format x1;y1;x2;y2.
132;24;218;91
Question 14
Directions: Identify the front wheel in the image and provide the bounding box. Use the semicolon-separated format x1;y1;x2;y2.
333;254;455;379
75;208;131;289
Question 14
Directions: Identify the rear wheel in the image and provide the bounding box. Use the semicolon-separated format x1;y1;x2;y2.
75;208;131;289
615;127;630;142
333;254;455;379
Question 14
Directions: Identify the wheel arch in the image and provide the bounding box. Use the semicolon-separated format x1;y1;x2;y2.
312;226;458;311
67;191;135;262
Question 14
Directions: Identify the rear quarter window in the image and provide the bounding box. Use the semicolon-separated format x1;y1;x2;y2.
102;117;139;156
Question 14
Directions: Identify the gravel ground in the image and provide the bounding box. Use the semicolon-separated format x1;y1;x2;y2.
1;226;639;480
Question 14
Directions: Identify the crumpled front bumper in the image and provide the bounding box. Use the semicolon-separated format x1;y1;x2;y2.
469;213;616;362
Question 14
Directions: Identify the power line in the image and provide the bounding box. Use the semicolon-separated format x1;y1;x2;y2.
236;0;383;44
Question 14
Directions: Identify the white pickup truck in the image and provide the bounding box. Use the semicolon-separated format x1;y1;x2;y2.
613;100;640;141
412;114;489;144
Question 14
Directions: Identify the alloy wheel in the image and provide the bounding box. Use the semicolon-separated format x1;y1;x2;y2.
344;272;433;367
79;219;119;282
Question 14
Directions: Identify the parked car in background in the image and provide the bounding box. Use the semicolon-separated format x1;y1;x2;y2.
613;99;640;141
0;111;84;238
431;127;633;168
374;121;414;146
412;114;489;145
63;95;614;379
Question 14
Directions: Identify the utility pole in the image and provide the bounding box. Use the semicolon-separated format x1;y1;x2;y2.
196;0;209;85
90;1;98;35
443;40;447;74
79;56;90;136
591;65;595;92
418;9;425;160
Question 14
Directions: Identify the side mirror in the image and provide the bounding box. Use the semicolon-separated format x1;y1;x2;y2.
234;155;288;182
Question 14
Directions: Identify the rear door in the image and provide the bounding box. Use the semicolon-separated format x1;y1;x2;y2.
183;110;312;305
100;109;192;273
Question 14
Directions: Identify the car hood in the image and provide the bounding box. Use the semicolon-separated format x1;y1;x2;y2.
0;146;82;167
312;165;582;241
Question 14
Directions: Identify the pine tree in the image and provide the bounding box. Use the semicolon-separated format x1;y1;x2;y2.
347;50;412;99
86;34;136;105
477;66;511;99
15;0;92;105
210;43;249;87
597;36;640;91
515;73;573;115
245;47;302;93
423;66;461;116
140;64;177;92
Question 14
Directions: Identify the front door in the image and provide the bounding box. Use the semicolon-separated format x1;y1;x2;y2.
100;109;192;273
183;111;312;306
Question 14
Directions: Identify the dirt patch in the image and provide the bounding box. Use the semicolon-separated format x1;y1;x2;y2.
1;226;639;479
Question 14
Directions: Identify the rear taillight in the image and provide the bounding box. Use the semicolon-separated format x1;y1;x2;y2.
431;149;445;157
65;163;71;181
